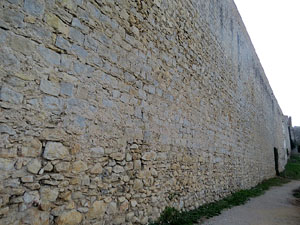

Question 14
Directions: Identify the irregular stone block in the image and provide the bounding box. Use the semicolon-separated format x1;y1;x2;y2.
55;36;71;51
45;13;69;35
69;27;84;45
89;147;104;157
21;176;34;183
90;163;102;174
71;44;88;58
27;159;41;174
24;0;45;17
0;124;16;135
0;86;23;104
22;137;42;157
40;187;59;202
57;210;82;225
113;165;124;173
43;142;69;160
60;82;73;97
142;151;157;161
0;158;15;171
23;191;39;204
87;200;107;219
55;161;70;172
38;45;61;66
72;160;88;173
42;96;63;113
40;128;67;141
40;79;60;96
110;152;125;161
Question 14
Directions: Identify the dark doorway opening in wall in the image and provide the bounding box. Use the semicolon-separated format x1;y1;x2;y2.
274;148;280;176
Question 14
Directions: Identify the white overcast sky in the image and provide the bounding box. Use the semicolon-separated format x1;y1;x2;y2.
234;0;300;126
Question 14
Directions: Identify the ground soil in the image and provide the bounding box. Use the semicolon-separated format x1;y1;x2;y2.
199;180;300;225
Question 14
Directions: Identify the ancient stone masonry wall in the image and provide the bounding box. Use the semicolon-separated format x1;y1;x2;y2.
0;0;291;224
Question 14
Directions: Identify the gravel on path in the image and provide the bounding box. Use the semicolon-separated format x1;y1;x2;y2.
200;180;300;225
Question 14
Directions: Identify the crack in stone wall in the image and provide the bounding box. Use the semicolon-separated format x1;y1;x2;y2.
0;0;291;224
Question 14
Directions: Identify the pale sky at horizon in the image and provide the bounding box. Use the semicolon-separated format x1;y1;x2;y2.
234;0;300;126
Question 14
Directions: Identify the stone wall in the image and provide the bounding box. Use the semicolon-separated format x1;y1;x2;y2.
0;0;291;224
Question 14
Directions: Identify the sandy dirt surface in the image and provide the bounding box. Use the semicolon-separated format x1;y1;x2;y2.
200;180;300;225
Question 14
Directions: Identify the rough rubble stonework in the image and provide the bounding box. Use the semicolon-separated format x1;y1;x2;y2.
0;0;291;224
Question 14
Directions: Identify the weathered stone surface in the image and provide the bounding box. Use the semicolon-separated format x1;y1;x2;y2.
113;165;124;173
45;13;69;35
40;187;59;202
24;0;45;17
20;208;49;225
0;86;23;104
60;82;73;97
38;46;61;66
40;79;60;96
110;152;125;161
57;210;82;225
90;163;102;174
22;138;42;157
0;1;293;224
21;175;34;183
87;201;107;219
23;191;39;204
27;159;42;174
0;124;16;135
72;160;88;173
133;179;144;191
55;161;70;172
142;151;157;161
106;201;117;215
40;128;67;141
43;142;69;160
43;162;53;172
89;147;104;157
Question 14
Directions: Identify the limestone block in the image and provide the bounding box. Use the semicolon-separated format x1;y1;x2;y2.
40;79;60;96
87;200;107;219
55;161;70;172
90;147;105;157
38;45;61;66
57;210;82;225
113;165;125;173
142;151;157;161
40;187;59;202
22;137;42;157
43;162;53;172
60;82;73;97
0;86;23;104
45;13;69;35
110;152;125;161
21;175;34;183
23;191;39;204
20;208;49;225
106;201;117;215
90;163;103;174
0;124;16;135
72;160;88;173
24;0;45;17
27;159;42;174
133;179;143;191
43;142;69;160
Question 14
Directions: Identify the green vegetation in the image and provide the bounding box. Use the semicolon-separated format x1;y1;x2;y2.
150;155;300;225
280;155;300;179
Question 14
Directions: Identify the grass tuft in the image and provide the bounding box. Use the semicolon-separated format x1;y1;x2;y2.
150;155;300;225
281;155;300;179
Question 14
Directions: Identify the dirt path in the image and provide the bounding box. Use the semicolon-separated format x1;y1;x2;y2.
200;180;300;225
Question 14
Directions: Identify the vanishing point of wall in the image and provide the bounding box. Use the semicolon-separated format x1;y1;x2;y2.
0;0;291;224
